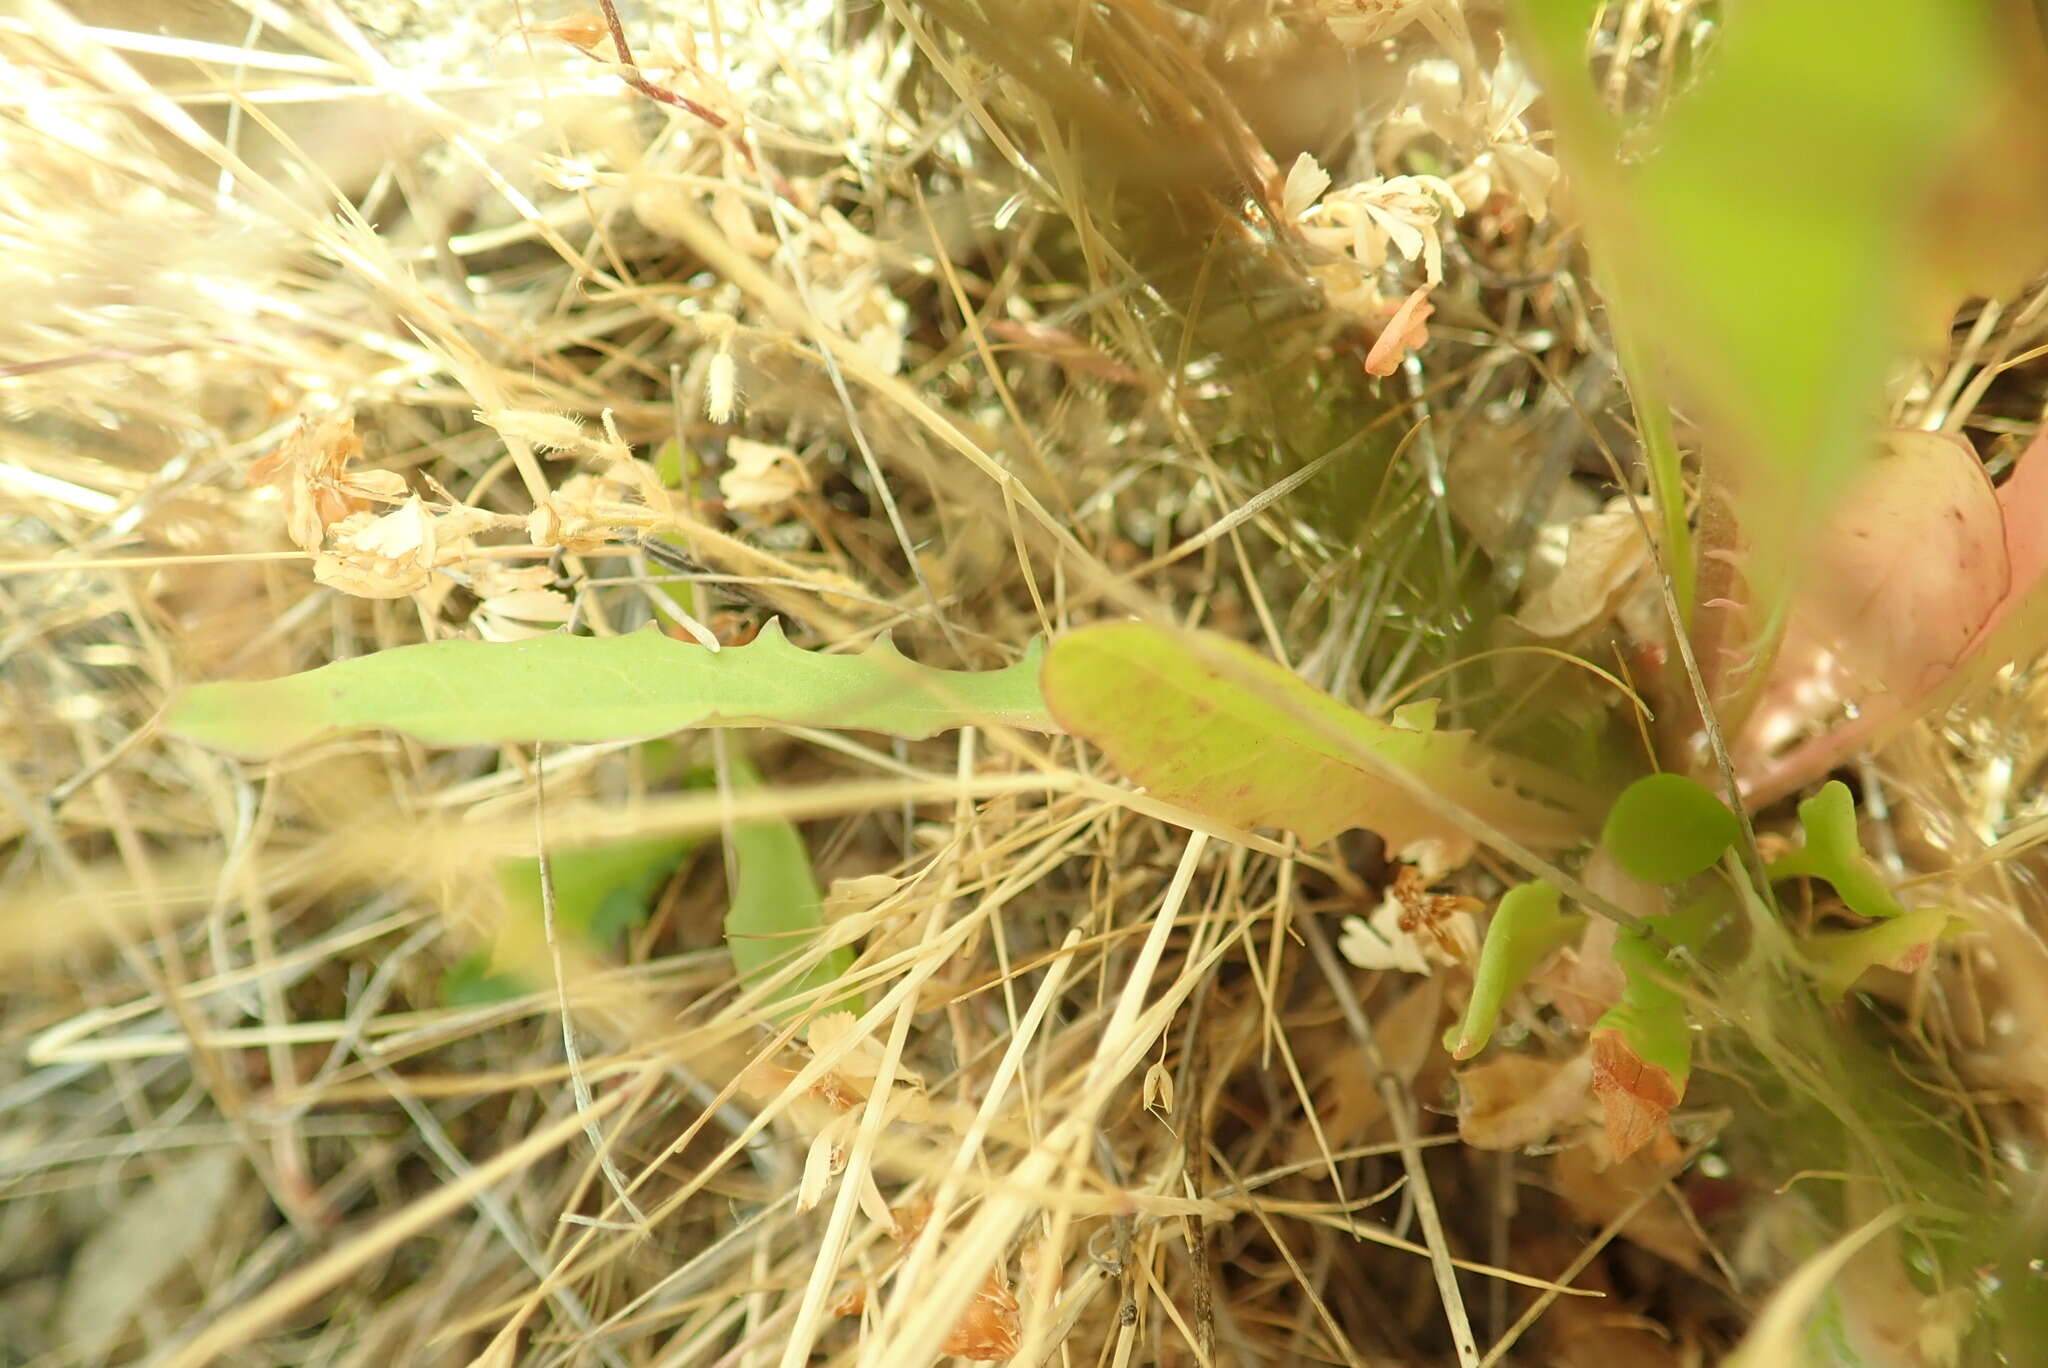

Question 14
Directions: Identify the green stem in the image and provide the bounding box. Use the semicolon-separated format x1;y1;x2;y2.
1614;316;1695;622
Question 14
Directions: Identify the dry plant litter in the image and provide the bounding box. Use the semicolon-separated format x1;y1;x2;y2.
5;2;2048;1366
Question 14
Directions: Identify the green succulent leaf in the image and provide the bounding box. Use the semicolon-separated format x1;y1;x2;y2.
1447;881;1584;1060
1803;906;1960;1002
1767;781;1904;919
166;621;1053;758
1601;773;1742;885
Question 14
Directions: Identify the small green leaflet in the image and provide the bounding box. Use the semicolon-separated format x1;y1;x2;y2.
1767;781;1904;920
1601;773;1741;885
1447;881;1583;1060
165;621;1053;757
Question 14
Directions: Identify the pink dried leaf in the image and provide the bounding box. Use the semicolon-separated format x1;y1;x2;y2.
1784;430;2008;699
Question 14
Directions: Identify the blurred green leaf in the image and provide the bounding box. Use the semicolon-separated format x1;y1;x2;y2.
167;621;1053;758
1042;622;1583;865
441;835;698;1006
724;758;860;1016
495;835;695;951
1516;0;1993;590
440;949;529;1007
1601;773;1740;885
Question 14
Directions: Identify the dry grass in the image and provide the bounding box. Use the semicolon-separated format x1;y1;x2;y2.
6;2;2048;1365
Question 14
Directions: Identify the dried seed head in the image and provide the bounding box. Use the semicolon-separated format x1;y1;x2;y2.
528;12;608;51
705;348;739;425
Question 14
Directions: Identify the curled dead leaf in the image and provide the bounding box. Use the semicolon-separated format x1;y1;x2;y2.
1455;1050;1595;1150
1516;503;1653;639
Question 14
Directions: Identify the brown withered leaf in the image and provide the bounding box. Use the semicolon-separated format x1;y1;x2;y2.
1588;1028;1683;1163
1288;976;1444;1166
1455;1050;1595;1151
1551;1143;1704;1273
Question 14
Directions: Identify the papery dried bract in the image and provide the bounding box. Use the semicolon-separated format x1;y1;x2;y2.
720;437;810;510
314;497;438;599
249;416;406;554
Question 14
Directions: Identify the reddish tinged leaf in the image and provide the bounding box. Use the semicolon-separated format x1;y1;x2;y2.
1964;428;2048;666
1744;430;2048;805
1791;430;2008;698
1739;430;2005;776
1588;1027;1683;1162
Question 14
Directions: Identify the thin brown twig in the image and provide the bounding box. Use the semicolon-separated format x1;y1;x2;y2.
593;0;728;129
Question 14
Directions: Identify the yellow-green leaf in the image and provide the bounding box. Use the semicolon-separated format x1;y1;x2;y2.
1042;622;1582;863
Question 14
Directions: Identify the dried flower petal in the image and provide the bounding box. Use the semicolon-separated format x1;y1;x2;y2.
313;497;438;599
1364;285;1435;377
721;437;810;510
1283;152;1332;221
250;416;408;554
